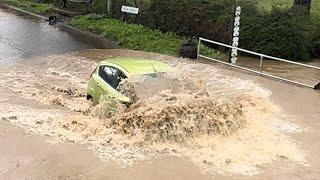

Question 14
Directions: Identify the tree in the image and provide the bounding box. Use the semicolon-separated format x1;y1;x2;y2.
293;0;312;12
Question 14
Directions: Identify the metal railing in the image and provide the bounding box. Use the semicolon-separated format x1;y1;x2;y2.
197;37;320;89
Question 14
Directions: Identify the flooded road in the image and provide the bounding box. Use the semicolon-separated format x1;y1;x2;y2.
206;53;320;87
236;56;320;87
0;8;319;180
0;9;93;64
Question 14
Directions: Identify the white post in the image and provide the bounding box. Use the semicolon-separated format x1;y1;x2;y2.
197;38;201;60
107;0;112;15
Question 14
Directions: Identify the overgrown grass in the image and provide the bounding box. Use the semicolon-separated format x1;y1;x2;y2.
70;15;222;58
2;0;54;15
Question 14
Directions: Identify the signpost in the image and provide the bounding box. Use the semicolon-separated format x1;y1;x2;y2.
121;5;139;14
228;5;241;64
121;5;139;22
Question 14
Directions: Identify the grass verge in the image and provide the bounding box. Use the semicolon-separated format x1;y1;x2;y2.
70;15;223;58
2;0;54;15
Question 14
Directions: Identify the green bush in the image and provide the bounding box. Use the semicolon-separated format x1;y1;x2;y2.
147;0;259;44
145;0;320;60
241;7;315;60
6;0;320;60
309;15;320;57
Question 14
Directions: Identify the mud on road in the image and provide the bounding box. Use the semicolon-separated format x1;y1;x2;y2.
0;49;308;178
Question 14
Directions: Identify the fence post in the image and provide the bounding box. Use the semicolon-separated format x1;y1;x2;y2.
197;38;201;60
259;56;264;72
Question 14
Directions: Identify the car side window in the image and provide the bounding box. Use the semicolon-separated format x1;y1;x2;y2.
98;66;126;89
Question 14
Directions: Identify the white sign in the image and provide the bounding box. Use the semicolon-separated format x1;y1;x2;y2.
231;6;241;64
121;5;139;15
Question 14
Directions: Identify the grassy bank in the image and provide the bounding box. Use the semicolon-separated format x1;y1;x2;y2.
2;0;54;15
70;15;223;58
70;15;182;56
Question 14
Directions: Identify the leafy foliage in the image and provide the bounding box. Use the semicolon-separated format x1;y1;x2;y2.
241;7;314;60
147;0;259;44
146;0;320;60
5;0;320;60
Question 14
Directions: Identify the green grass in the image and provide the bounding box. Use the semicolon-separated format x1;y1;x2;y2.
70;15;223;58
3;0;54;15
69;16;176;56
70;16;182;56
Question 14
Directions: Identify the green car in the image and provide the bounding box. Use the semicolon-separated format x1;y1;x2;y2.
86;58;174;104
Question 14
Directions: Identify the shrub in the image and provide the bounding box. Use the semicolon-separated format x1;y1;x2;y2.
241;7;314;60
147;0;259;44
309;15;320;57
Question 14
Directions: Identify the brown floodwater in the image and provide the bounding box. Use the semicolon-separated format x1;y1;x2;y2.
235;56;320;86
0;50;309;176
0;8;319;179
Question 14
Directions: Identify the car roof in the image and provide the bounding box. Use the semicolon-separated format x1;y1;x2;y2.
99;58;173;75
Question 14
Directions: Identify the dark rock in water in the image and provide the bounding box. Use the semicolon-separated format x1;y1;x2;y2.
179;40;198;59
48;16;57;25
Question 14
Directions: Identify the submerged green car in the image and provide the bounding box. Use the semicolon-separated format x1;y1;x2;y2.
86;58;173;104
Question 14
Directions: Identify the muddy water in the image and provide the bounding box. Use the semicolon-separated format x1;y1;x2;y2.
0;9;93;64
0;50;307;176
209;54;320;87
0;9;316;178
236;56;320;86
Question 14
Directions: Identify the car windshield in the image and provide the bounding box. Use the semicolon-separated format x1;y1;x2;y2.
99;66;127;89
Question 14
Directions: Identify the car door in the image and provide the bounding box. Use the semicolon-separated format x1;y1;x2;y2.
93;65;128;102
93;66;112;99
89;73;104;103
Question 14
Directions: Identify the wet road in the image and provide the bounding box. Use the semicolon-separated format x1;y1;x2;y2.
0;9;93;64
236;56;320;87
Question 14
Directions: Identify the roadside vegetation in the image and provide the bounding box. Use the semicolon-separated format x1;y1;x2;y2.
69;0;320;61
2;0;320;61
70;15;183;56
70;15;224;58
2;0;54;15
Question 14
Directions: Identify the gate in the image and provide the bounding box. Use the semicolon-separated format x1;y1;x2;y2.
197;37;320;89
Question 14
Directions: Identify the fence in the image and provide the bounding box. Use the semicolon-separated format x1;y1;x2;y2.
197;37;320;89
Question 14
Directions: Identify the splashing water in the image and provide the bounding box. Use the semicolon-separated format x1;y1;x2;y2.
0;53;306;175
